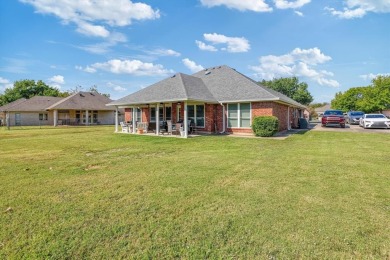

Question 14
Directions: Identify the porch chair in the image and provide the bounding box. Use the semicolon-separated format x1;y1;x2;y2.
120;122;130;133
173;123;182;136
166;120;172;135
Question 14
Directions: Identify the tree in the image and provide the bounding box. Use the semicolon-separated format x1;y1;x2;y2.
0;79;68;106
259;77;313;105
331;75;390;113
89;85;110;98
64;85;110;98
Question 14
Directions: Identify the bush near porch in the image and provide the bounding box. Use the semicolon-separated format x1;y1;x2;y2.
0;126;389;258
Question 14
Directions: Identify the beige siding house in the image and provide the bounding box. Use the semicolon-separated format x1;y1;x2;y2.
0;92;118;127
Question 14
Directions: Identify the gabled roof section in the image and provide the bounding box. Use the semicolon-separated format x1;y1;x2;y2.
47;91;115;111
192;65;306;108
108;65;306;109
108;73;217;106
0;98;27;112
0;96;63;112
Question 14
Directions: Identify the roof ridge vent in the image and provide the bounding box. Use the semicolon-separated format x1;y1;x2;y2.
205;71;211;75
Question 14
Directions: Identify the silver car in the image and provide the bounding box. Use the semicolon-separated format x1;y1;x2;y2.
346;111;364;124
359;114;390;129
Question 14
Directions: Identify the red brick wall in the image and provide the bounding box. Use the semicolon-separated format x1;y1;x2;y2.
124;101;293;133
271;102;289;131
142;107;149;123
125;108;131;122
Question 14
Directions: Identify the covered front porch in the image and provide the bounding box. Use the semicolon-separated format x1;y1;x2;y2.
113;101;210;138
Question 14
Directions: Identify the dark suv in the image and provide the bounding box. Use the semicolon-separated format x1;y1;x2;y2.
346;111;364;124
321;110;346;128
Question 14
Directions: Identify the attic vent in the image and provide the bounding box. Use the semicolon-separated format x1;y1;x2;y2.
205;71;211;75
90;92;95;96
171;74;176;78
80;94;84;97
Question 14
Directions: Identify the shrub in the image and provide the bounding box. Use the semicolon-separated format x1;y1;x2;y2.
252;116;279;137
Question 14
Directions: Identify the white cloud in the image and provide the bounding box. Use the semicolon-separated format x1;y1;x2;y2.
0;77;13;92
20;0;160;38
250;47;340;88
360;73;390;81
325;0;390;19
78;59;174;76
200;0;272;12
146;49;181;57
294;10;304;16
76;65;97;73
273;0;311;9
195;40;218;52
107;82;127;92
197;33;250;53
182;58;204;73
78;32;127;54
48;75;65;89
48;75;65;84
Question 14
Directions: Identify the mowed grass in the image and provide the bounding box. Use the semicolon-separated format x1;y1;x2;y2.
0;126;389;259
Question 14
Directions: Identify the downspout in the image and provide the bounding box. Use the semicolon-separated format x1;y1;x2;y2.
219;102;226;134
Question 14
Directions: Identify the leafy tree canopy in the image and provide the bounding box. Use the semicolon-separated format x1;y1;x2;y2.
331;75;390;113
259;77;313;106
0;79;68;106
64;85;110;98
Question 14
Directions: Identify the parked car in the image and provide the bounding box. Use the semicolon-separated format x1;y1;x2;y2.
321;110;346;128
359;114;390;129
346;111;364;124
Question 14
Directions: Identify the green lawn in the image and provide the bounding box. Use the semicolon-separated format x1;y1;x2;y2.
0;126;389;259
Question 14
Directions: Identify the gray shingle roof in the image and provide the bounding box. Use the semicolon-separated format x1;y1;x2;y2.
47;91;115;111
0;96;63;112
109;73;217;106
108;65;306;109
193;65;305;108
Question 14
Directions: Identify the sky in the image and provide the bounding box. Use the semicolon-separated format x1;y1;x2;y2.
0;0;389;103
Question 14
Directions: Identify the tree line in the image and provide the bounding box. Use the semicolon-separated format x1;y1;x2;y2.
331;75;390;113
0;80;109;106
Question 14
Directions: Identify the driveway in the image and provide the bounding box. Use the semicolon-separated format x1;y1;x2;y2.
310;122;390;133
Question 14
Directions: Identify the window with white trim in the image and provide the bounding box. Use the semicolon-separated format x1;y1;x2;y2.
150;106;171;122
39;113;48;120
136;108;141;122
187;104;205;127
228;103;251;128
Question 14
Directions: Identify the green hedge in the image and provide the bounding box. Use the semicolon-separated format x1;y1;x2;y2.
252;116;279;137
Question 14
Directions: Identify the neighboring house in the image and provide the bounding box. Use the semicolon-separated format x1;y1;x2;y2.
107;65;307;137
314;104;331;117
0;92;118;127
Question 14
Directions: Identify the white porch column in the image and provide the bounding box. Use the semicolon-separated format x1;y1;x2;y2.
6;112;10;130
114;107;119;132
53;110;58;127
183;101;188;138
85;110;89;126
132;107;136;133
287;107;291;130
156;103;160;135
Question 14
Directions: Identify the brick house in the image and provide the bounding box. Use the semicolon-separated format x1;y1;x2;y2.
107;65;307;137
0;92;119;127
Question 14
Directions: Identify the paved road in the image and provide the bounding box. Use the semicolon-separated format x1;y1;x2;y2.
310;122;390;133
